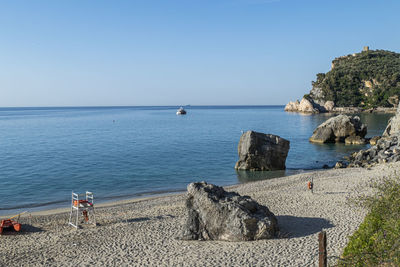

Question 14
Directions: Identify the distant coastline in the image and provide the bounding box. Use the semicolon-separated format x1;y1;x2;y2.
284;102;397;114
285;48;400;114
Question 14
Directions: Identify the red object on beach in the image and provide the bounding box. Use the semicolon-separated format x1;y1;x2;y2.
73;200;92;207
0;219;22;235
308;181;313;190
82;210;89;222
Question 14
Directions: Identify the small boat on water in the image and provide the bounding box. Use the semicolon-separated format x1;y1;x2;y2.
176;107;187;115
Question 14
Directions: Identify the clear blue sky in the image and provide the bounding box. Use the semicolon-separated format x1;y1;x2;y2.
1;0;399;107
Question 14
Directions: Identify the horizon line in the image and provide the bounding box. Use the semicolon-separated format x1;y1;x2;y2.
0;104;286;109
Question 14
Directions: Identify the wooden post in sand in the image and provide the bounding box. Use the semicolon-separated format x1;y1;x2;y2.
318;231;327;267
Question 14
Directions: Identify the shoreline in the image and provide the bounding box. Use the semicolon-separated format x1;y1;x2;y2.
0;191;183;219
1;106;389;219
2;162;399;266
0;168;317;218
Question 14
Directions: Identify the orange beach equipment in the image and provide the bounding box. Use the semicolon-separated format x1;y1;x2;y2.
0;219;22;235
0;211;27;235
73;199;93;207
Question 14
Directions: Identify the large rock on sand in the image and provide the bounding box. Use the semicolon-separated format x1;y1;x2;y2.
309;115;367;143
235;131;290;171
180;182;279;241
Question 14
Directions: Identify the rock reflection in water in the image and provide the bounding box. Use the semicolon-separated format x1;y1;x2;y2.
236;169;306;183
236;169;312;183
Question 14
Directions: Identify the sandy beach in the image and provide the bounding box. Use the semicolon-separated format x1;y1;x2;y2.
1;162;399;266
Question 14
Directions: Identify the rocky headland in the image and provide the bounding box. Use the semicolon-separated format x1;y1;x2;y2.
285;47;400;114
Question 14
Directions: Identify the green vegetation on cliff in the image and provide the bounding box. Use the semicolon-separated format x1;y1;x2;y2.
309;49;400;108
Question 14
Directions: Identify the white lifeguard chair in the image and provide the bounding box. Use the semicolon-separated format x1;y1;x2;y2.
68;191;96;229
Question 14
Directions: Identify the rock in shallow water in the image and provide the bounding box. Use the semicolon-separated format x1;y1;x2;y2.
309;115;367;144
298;98;320;113
284;97;321;113
284;100;300;112
179;182;279;241
235;131;290;171
345;135;366;145
369;136;381;145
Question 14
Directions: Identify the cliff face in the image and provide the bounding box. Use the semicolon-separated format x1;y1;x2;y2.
307;49;400;108
383;104;400;137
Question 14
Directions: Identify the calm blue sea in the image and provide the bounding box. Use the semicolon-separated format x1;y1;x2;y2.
0;106;392;215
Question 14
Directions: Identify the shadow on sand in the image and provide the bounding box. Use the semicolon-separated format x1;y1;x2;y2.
1;224;43;236
123;215;176;224
22;224;43;234
276;215;334;238
125;217;151;223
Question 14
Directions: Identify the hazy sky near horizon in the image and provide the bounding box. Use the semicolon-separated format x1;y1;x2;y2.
1;0;399;107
